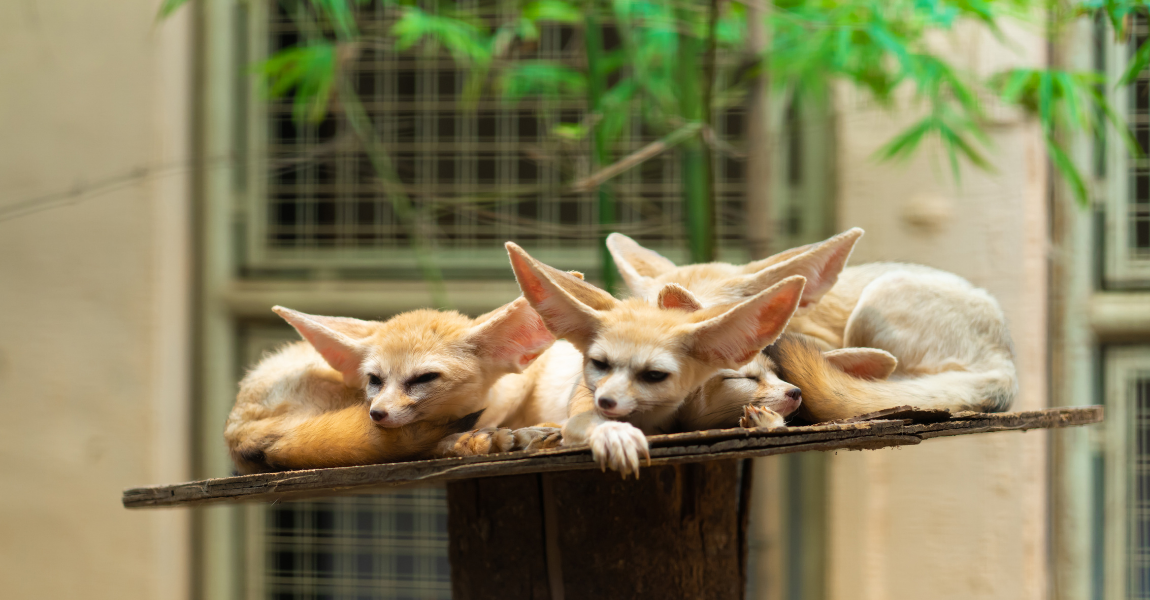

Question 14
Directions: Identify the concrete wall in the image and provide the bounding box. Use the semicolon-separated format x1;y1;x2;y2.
825;22;1049;600
0;2;192;599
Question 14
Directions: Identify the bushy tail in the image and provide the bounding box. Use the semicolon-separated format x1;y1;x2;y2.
228;406;483;474
766;335;1016;422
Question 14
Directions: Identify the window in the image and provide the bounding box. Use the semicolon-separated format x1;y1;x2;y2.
1104;14;1150;287
197;2;837;597
239;324;452;600
242;1;754;273
259;492;451;600
1104;347;1150;599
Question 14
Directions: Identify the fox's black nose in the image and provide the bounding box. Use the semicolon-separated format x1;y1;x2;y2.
786;388;801;401
598;397;617;410
369;409;387;423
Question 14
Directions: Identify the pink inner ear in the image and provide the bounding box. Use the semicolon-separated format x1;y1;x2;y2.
485;308;555;369
658;285;702;312
508;249;552;304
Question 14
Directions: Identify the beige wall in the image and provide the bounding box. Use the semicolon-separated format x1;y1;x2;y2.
826;22;1049;600
0;2;192;599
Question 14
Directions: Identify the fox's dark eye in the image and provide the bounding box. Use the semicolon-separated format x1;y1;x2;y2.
409;372;441;385
368;374;383;386
590;358;609;371
641;370;669;383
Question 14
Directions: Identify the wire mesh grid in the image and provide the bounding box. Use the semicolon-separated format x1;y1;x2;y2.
254;0;749;269
264;490;451;600
1130;374;1150;599
1130;17;1150;260
239;326;451;600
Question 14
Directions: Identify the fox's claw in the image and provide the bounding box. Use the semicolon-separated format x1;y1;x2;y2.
588;421;650;478
740;405;786;429
438;427;516;457
511;425;563;452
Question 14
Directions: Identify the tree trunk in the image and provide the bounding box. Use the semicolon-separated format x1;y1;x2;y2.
448;460;752;599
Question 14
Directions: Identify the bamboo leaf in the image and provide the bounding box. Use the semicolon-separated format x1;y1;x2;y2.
875;116;938;162
391;8;491;65
501;63;587;99
1046;134;1089;206
156;0;189;20
522;0;583;24
1120;37;1150;86
258;43;338;123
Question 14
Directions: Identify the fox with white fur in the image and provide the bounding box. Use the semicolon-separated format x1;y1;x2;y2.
225;298;565;474
504;242;807;475
606;228;1017;422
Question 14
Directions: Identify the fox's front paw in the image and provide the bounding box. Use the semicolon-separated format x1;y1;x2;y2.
511;425;563;452
588;421;650;478
740;405;786;429
438;428;515;457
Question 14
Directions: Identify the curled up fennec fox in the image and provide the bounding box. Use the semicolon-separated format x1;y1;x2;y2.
606;227;1018;422
225;298;566;474
505;242;807;476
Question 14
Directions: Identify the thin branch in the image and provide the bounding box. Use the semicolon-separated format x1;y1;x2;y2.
569;122;704;192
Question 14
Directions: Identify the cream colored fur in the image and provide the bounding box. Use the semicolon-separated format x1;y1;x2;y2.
607;229;1018;421
504;242;805;475
225;298;564;474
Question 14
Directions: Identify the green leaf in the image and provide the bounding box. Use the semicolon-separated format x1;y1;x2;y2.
391;8;491;66
156;0;189;20
552;123;587;140
875;116;938;162
1047;134;1089;206
258;43;338;123
501;63;587;99
310;0;359;40
1119;38;1150;86
522;0;583;24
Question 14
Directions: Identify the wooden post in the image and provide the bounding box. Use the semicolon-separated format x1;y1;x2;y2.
448;460;752;600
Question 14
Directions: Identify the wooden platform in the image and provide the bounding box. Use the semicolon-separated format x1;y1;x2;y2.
123;406;1101;509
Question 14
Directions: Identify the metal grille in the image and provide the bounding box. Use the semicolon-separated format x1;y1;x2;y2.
1131;373;1150;599
1105;13;1150;285
250;1;748;269
265;491;451;600
1129;17;1150;259
240;325;451;600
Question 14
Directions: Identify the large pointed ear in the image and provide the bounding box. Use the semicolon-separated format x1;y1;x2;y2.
465;298;557;374
733;228;863;308
657;284;703;312
824;348;897;380
741;242;820;273
688;276;806;370
607;233;676;298
506;242;616;351
273;306;368;387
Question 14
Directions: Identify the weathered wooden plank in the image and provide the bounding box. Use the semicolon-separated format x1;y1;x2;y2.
121;406;1103;509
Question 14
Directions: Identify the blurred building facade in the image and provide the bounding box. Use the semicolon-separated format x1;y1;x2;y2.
1;1;1146;600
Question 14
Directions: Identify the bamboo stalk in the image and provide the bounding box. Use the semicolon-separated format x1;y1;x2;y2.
677;5;716;263
584;12;617;294
339;79;449;308
745;0;773;259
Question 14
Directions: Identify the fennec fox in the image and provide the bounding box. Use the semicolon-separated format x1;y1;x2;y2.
678;343;897;429
225;298;559;474
607;228;1017;421
505;242;806;475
